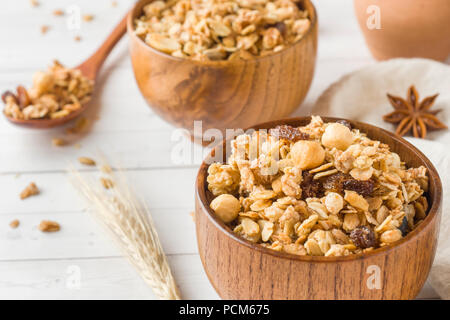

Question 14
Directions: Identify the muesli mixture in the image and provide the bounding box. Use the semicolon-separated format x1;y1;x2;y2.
2;61;93;120
207;116;429;256
134;0;311;61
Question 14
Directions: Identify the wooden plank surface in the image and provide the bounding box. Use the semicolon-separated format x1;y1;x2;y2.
0;0;439;299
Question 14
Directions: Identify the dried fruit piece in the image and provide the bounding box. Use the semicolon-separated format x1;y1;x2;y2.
343;179;374;197
301;171;323;199
336;119;352;130
78;157;96;166
1;91;18;104
350;226;376;249
10;219;20;229
322;173;374;197
322;172;347;194
269;125;309;142
399;216;409;236
38;220;60;232
16;86;31;108
20;182;39;200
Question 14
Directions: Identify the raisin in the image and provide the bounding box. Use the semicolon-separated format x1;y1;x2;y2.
322;172;347;194
301;170;323;199
399;217;409;236
269;125;309;142
1;90;18;104
343;179;374;197
350;226;376;249
336;119;352;130
16;85;30;108
273;22;287;36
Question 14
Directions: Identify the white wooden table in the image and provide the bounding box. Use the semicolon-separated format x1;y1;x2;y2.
0;0;439;299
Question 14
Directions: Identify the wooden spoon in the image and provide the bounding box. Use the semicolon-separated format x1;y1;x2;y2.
4;13;128;129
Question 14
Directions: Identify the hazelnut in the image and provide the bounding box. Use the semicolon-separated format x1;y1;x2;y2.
290;140;325;170
32;71;54;96
321;123;354;150
210;194;240;223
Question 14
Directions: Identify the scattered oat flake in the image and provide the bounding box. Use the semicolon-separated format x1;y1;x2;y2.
53;9;64;16
66;117;89;134
111;1;118;7
74;35;81;42
100;177;114;189
52;137;66;146
78;157;96;166
41;25;49;34
83;14;94;22
100;164;112;174
38;220;60;232
30;0;39;7
74;143;82;149
10;219;20;229
20;182;39;200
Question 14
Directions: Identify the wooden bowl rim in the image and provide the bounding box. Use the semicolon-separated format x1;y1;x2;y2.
127;0;317;67
196;116;443;263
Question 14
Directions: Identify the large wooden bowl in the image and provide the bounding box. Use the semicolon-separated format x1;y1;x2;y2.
127;0;318;138
195;117;442;300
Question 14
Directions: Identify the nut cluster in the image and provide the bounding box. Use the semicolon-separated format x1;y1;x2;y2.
2;60;93;120
134;0;311;61
207;116;429;256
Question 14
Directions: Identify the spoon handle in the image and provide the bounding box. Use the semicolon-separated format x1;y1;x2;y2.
77;12;128;80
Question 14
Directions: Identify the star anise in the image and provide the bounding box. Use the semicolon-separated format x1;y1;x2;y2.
382;85;447;138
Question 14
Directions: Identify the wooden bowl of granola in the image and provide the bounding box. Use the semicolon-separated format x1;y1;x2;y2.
127;0;318;139
195;116;442;300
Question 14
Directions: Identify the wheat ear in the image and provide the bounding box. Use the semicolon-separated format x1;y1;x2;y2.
69;164;181;300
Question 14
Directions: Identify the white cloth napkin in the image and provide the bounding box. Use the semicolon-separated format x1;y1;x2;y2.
406;138;450;300
312;58;450;299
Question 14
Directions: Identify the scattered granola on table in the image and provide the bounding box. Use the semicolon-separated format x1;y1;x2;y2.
53;9;64;16
10;219;20;229
383;85;447;139
2;60;94;120
134;0;311;61
83;14;94;22
40;25;49;34
38;220;61;232
20;182;40;200
52;137;66;147
207;116;430;256
78;157;96;166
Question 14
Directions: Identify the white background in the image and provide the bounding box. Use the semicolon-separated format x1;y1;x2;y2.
0;0;440;299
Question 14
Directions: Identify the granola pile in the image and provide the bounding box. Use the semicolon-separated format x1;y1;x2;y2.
2;61;93;120
134;0;311;61
207;116;429;256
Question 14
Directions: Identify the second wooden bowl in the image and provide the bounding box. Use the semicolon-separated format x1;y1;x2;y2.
195;117;442;300
127;0;318;138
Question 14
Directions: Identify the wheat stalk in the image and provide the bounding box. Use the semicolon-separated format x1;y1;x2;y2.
69;162;181;300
